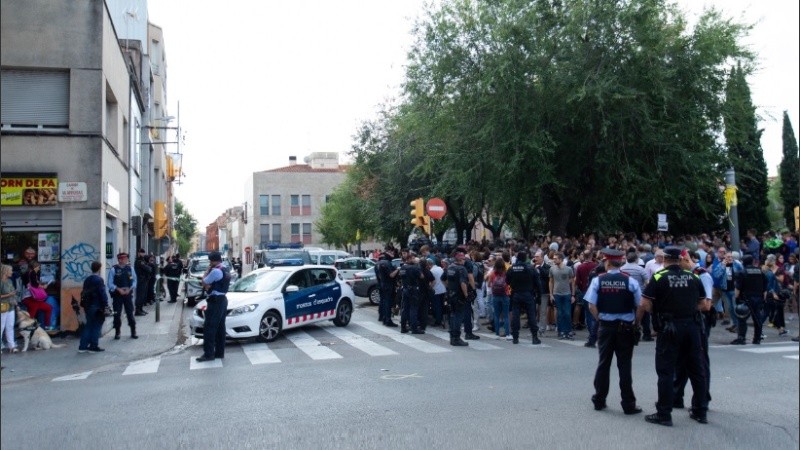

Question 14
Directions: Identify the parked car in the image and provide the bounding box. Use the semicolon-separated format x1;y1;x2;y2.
348;258;401;305
308;250;350;265
184;256;238;306
190;264;355;342
334;257;375;281
253;248;312;268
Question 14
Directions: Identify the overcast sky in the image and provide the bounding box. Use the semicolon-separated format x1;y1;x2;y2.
147;0;799;228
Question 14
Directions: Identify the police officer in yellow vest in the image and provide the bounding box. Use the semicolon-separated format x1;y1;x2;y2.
639;246;710;426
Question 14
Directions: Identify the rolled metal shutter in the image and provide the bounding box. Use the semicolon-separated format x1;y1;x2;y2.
1;69;69;128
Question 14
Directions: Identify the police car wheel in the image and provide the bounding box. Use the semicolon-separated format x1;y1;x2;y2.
333;300;353;327
259;311;282;342
368;287;380;305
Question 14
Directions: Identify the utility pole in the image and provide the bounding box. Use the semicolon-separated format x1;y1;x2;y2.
726;168;741;252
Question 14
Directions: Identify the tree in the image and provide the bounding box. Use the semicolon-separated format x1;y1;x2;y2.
174;199;197;256
779;111;799;229
723;63;770;233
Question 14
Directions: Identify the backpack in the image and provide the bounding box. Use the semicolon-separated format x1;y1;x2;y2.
491;274;508;296
80;287;94;309
474;263;484;285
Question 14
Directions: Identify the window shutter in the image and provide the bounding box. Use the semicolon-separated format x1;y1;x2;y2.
1;69;69;128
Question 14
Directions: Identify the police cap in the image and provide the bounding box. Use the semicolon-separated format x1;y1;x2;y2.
600;248;625;261
208;251;223;262
663;246;683;260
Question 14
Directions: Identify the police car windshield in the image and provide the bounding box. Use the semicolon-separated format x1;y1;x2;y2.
266;250;310;264
190;259;209;273
231;270;289;292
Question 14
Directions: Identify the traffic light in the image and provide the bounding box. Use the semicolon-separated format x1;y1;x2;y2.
410;197;424;226
154;200;168;239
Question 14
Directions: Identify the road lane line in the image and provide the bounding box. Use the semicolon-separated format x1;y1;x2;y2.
355;321;451;353
52;371;92;382
241;343;281;364
189;356;223;370
285;330;343;360
319;325;397;356
783;355;799;360
123;357;161;375
425;327;502;350
738;345;799;354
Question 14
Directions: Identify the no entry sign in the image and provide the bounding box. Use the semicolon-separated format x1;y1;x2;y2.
426;198;447;219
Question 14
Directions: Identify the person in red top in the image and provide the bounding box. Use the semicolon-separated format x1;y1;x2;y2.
575;249;598;330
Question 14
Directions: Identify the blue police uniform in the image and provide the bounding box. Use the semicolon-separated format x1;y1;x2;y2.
642;247;708;426
198;254;231;362
446;261;470;346
107;256;138;339
584;251;642;414
506;255;542;344
732;258;767;345
674;265;714;408
376;257;397;326
399;261;424;334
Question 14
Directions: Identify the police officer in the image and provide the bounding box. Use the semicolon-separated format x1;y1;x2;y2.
730;255;767;345
674;250;714;408
107;252;138;340
584;248;642;414
446;251;471;346
506;251;542;345
639;246;710;426
162;255;184;303
133;248;152;315
399;253;425;334
196;251;231;362
376;253;399;327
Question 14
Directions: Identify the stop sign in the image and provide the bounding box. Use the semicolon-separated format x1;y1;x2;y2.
426;197;447;219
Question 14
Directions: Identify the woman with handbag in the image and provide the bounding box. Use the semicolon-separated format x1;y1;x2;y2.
1;264;19;353
79;261;109;353
21;261;53;329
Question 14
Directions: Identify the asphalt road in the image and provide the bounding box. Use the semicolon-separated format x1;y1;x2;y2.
1;298;798;450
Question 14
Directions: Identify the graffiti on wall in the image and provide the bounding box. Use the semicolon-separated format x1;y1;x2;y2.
61;242;99;282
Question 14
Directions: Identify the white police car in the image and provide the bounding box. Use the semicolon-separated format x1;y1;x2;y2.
190;264;355;342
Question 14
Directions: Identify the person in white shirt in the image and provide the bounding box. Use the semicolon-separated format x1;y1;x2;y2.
429;259;447;327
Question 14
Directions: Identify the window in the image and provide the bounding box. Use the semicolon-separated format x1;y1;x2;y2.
259;195;269;216
290;223;301;243
290;195;300;215
271;195;281;216
272;224;282;243
0;69;69;130
134;119;142;175
259;224;269;247
302;195;311;216
302;223;312;244
105;83;119;152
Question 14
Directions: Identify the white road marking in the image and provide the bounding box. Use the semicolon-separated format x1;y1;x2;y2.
241;343;281;364
552;338;585;346
425;327;502;350
783;355;799;360
285;330;343;360
355;321;451;354
710;341;794;348
123;357;161;375
319;325;397;356
52;371;92;382
738;345;799;354
189;356;223;370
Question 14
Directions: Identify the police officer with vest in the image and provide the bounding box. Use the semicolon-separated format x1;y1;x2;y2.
730;254;767;345
506;251;542;345
399;253;425;334
162;255;184;303
639;246;710;426
446;251;471;346
107;252;138;340
584;248;643;415
196;251;231;362
376;253;399;327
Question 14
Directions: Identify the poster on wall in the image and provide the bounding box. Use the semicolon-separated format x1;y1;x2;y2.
0;174;59;206
38;233;61;262
40;263;57;286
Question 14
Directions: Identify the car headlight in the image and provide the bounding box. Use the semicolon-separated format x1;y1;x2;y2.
228;304;258;316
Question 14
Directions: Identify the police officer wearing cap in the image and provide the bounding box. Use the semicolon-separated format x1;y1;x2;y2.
399;252;425;334
584;248;643;414
107;252;138;340
506;251;542;345
196;251;231;362
639;246;710;426
730;254;767;345
375;253;399;327
446;251;471;346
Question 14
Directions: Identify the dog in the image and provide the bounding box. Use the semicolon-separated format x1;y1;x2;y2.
15;309;64;351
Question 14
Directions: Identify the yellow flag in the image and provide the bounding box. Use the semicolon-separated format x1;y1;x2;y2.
356;229;361;241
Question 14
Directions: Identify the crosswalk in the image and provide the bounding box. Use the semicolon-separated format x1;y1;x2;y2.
710;340;799;361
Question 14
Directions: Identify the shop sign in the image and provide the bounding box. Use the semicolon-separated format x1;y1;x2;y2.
58;182;88;202
0;175;58;206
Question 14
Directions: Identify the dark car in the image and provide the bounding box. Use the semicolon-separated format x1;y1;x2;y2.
347;258;401;305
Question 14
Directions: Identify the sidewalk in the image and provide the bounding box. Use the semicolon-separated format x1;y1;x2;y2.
0;299;186;384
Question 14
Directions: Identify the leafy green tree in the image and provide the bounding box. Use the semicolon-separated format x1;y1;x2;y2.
174;200;197;256
723;63;770;233
779;111;799;228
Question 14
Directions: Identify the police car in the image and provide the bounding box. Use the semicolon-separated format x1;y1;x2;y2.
190;264;355;342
